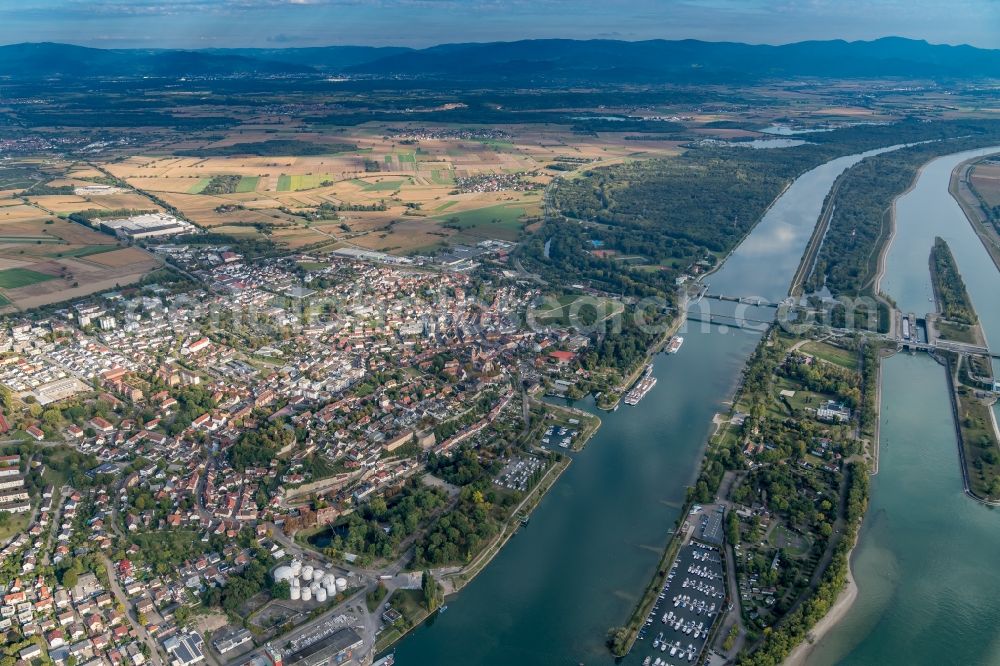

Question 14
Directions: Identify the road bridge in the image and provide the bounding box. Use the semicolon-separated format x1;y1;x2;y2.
699;293;782;309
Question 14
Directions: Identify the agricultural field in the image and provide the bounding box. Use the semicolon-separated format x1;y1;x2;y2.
0;160;163;310
93;123;679;254
970;160;1000;207
0;268;55;289
1;82;926;266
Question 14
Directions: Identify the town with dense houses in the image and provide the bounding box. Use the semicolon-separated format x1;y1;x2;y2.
0;243;600;666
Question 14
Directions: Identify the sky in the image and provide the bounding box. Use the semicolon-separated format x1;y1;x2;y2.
0;0;997;50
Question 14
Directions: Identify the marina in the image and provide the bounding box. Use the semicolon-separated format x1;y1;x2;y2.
637;508;727;666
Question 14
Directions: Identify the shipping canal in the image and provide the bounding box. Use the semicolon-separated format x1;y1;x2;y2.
393;146;900;665
806;146;1000;665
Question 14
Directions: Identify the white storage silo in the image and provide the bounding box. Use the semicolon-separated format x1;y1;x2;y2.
322;574;336;591
301;565;314;580
312;568;324;582
290;559;302;576
315;587;327;602
335;577;348;592
301;586;312;601
273;565;294;583
290;585;301;601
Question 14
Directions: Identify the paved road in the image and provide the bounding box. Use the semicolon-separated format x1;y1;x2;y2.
713;471;747;659
99;553;164;666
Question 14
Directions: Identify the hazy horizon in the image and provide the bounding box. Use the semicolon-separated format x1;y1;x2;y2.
1;0;997;50
2;34;998;52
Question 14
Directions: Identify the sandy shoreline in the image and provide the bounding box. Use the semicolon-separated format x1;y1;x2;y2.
783;557;858;666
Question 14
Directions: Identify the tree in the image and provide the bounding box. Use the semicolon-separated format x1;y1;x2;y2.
174;606;191;626
62;569;79;588
606;626;629;656
271;580;291;600
421;571;442;612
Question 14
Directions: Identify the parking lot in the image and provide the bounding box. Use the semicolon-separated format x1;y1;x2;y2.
494;455;546;492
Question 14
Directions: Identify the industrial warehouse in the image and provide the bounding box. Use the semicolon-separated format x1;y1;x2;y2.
99;212;195;240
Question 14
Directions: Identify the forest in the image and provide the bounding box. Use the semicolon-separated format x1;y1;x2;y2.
525;118;1000;307
320;481;448;565
807;131;1000;298
930;237;978;325
174;139;356;157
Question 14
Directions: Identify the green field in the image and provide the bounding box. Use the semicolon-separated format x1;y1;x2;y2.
800;341;859;370
435;200;458;212
430;170;454;185
956;387;1000;499
277;174;335;192
533;293;621;326
0;268;56;288
384;155;394;165
437;204;526;241
235;176;259;193
0;509;30;544
191;175;257;194
0;165;44;190
937;320;978;345
767;524;811;557
373;589;430;653
0;293;11;306
479;140;516;151
48;245;116;259
187;178;211;194
397;153;416;163
350;178;407;192
0;236;62;244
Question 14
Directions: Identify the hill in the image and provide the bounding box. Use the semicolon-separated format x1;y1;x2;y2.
346;37;1000;82
0;37;996;81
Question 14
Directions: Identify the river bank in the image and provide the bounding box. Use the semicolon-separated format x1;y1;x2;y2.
373;391;605;653
374;453;573;655
596;313;685;411
783;562;857;666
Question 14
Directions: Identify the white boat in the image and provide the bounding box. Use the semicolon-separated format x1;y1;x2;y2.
666;336;684;354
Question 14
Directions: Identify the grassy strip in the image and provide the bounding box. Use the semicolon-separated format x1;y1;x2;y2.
948;352;1000;502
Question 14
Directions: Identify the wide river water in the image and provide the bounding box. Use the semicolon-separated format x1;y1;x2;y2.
806;146;1000;665
393;146;900;665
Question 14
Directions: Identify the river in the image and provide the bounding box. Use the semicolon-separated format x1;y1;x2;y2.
806;147;1000;665
392;146;899;665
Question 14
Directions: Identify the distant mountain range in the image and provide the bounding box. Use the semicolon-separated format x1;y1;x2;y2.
0;37;997;81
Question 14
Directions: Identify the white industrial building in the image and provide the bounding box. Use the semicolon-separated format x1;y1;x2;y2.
100;213;195;240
